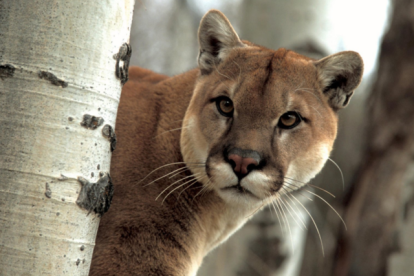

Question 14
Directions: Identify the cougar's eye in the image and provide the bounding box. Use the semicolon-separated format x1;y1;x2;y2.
216;97;234;117
278;111;302;129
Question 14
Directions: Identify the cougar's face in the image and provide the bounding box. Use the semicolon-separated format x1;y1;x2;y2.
181;48;338;205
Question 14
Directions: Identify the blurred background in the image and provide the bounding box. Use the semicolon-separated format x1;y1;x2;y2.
128;0;414;275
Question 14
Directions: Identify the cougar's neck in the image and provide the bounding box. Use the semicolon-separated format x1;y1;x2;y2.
157;184;254;274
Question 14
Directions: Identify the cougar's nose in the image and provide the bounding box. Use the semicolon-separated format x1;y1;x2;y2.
227;148;261;177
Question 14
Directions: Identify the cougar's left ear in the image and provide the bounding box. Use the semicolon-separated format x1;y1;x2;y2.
198;10;245;75
314;51;364;109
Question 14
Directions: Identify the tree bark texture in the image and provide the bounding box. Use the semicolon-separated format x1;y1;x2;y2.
0;1;134;275
332;0;414;275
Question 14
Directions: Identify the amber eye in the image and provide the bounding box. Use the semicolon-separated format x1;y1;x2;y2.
216;97;234;117
278;111;302;129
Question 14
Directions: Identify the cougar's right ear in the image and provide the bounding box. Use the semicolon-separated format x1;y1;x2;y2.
198;10;245;75
314;51;364;110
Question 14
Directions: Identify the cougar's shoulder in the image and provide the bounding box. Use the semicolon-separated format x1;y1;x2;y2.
111;67;198;181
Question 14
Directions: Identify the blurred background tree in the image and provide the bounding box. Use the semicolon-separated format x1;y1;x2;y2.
329;0;414;275
127;0;414;275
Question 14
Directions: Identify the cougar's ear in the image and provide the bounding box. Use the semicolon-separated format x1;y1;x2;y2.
314;51;364;109
198;10;245;75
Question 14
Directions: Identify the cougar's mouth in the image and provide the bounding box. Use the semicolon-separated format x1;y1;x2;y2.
222;183;258;198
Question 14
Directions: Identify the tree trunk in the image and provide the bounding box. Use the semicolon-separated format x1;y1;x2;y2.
0;1;134;275
332;0;414;275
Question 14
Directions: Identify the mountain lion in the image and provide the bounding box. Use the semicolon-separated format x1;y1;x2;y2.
90;9;363;276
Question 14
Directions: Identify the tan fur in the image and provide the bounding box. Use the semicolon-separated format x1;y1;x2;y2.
90;10;363;276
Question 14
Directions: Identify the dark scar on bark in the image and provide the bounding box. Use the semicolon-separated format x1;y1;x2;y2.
0;64;15;80
38;71;68;88
80;114;104;130
45;183;52;198
102;124;117;152
113;43;132;85
76;172;114;216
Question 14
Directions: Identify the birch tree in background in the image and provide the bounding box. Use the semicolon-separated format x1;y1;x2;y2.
331;0;414;275
0;1;134;275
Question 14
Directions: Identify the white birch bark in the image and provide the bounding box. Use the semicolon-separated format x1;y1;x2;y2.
0;0;134;275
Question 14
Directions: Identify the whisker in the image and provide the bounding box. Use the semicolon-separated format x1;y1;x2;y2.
271;199;287;237
171;119;184;124
299;88;318;93
214;62;232;80
305;190;347;230
284;177;336;198
200;181;213;198
282;192;308;230
278;194;305;231
328;157;345;190
292;82;323;108
245;198;267;220
153;126;190;139
310;105;322;118
292;86;323;106
162;177;202;204
141;162;206;187
293;80;306;92
232;60;242;84
281;183;314;201
169;168;193;179
267;204;275;219
155;173;201;201
290;193;325;256
283;176;305;184
143;166;189;187
282;181;303;191
306;184;335;198
138;162;187;185
276;197;294;252
177;177;206;199
192;177;212;201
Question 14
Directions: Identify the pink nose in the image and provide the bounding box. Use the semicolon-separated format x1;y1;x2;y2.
228;154;259;175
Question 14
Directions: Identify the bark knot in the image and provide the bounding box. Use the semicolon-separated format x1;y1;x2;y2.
0;64;15;80
114;43;132;85
38;71;68;88
102;124;117;152
76;172;114;216
80;114;104;130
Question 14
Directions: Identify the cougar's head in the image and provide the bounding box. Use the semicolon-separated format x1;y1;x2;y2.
180;10;363;206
